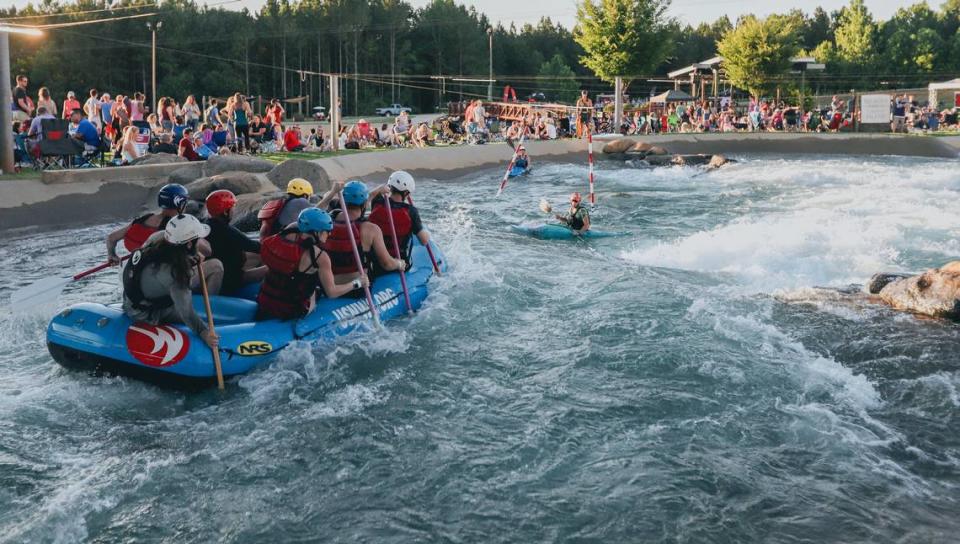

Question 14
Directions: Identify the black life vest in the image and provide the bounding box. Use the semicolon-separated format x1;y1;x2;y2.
324;219;369;275
123;214;169;252
122;247;175;311
368;198;413;260
257;229;321;320
567;205;586;231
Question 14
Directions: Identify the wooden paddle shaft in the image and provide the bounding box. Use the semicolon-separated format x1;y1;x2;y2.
197;262;225;390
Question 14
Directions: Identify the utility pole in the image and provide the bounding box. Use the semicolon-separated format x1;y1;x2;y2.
0;25;43;174
147;21;162;107
329;74;340;152
487;28;493;101
0;32;13;174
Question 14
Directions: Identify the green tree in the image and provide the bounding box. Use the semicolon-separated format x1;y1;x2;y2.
881;3;944;73
716;15;799;100
573;0;674;85
834;0;878;66
537;54;579;103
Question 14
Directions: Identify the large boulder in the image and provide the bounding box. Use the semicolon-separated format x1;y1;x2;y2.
602;138;635;154
231;192;279;232
185;172;268;201
266;159;331;194
168;163;206;186
129;153;186;166
202;154;275;177
646;146;669;156
870;262;960;319
630;141;654;153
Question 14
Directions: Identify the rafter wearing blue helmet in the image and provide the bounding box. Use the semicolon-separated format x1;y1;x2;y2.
323;180;406;294
106;183;190;265
256;207;370;320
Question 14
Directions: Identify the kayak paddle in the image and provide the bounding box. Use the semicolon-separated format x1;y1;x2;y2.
407;196;442;276
9;256;129;314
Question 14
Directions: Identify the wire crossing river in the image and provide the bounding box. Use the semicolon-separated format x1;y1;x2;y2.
1;156;959;542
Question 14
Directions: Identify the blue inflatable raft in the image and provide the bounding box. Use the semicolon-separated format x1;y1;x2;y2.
510;223;628;240
46;240;445;389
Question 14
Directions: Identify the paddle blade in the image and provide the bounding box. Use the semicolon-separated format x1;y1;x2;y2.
539;199;552;214
9;275;72;313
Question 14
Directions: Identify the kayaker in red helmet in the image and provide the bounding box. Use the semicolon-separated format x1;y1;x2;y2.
203;189;267;295
552;192;591;234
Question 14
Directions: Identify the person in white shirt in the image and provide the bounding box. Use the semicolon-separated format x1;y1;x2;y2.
84;89;102;129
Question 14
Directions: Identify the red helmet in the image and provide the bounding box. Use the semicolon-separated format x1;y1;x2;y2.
570;192;582;203
206;189;237;217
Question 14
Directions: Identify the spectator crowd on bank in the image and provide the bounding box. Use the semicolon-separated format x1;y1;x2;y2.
9;74;960;172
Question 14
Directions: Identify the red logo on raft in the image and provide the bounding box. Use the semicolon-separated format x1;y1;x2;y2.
126;324;190;367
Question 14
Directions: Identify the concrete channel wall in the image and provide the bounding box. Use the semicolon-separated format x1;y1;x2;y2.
2;133;958;233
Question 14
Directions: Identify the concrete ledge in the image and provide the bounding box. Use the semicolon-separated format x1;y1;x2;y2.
41;162;196;185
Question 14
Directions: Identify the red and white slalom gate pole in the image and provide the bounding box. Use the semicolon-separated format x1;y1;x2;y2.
496;125;529;197
587;124;596;204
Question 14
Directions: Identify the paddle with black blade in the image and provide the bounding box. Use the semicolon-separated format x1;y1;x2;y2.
406;195;442;276
10;256;130;314
340;190;382;329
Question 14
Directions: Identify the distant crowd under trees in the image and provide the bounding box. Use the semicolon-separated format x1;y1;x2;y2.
4;0;960;116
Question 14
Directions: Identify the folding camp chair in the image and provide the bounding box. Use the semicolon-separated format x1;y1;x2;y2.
39;118;76;170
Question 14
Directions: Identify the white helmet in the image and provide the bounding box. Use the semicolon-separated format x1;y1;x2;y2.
164;214;210;245
387;170;415;194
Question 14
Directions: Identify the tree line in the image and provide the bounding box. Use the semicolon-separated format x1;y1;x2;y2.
4;0;960;116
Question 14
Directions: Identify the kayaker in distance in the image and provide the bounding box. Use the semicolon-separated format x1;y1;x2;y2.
106;183;188;263
324;180;406;295
513;146;531;174
121;214;221;350
367;170;431;276
257;178;314;238
203;189;267;295
257;208;369;320
552;192;591;234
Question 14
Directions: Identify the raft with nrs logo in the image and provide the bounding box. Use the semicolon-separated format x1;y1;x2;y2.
331;288;400;322
237;341;273;356
46;239;444;389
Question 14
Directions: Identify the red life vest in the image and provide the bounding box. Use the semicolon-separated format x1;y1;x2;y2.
324;220;368;275
123;214;164;252
257;230;320;320
257;198;287;236
368;198;413;259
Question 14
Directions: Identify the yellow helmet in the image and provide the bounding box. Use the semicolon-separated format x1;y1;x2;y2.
286;178;314;197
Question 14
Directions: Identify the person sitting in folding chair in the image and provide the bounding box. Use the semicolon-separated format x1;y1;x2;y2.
69;110;102;164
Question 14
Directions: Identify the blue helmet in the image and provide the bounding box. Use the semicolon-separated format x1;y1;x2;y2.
158;183;189;210
298;208;334;233
342;180;369;207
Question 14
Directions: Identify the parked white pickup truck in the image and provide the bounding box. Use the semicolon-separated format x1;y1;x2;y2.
375;104;412;116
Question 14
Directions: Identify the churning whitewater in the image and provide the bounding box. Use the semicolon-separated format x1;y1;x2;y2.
1;156;959;542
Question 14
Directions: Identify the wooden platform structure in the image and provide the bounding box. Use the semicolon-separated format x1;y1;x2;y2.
447;100;577;121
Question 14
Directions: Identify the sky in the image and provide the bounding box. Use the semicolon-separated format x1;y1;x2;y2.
6;0;911;27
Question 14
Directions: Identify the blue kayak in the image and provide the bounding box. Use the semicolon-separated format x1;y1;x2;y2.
511;223;628;240
46;240;445;389
508;165;530;178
